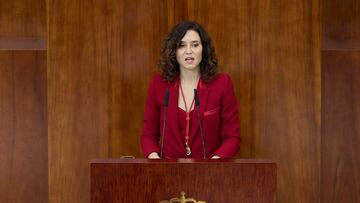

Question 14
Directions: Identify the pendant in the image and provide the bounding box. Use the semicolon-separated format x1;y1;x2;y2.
185;143;191;156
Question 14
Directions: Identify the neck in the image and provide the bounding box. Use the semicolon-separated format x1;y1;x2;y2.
180;68;200;86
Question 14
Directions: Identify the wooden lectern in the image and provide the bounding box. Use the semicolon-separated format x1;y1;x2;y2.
90;159;276;203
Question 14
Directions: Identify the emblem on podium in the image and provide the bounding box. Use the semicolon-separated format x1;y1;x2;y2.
159;191;206;203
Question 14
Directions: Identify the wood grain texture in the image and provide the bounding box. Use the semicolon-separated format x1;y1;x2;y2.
91;159;277;203
48;0;321;202
321;51;360;203
0;37;46;50
0;0;46;49
0;50;47;203
48;1;169;202
189;0;321;202
166;0;188;27
322;0;360;50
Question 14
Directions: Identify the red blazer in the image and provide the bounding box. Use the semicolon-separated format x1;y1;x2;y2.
141;73;241;159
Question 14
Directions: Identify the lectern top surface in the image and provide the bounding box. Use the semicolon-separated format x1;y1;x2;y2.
90;158;276;164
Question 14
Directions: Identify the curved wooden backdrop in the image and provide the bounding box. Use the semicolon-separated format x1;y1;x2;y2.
0;0;359;202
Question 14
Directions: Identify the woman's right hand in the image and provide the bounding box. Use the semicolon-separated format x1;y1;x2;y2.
147;152;160;159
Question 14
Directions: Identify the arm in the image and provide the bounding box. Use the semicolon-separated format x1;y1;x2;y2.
213;75;241;158
141;76;161;158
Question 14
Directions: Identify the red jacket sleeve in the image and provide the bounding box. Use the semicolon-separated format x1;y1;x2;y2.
140;76;161;157
213;75;241;158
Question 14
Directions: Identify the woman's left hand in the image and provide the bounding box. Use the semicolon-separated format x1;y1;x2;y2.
211;155;221;159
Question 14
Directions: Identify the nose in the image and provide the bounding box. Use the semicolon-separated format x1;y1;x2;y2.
185;45;193;54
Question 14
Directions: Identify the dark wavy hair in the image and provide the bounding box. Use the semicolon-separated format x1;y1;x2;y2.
158;20;218;83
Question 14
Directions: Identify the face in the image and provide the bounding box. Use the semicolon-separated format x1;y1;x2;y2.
176;30;203;72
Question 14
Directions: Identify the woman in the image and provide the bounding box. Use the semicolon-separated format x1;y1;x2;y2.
141;21;240;159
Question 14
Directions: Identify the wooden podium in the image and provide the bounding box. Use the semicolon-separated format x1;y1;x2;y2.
90;159;276;203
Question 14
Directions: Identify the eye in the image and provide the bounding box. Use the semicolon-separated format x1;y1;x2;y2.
192;43;200;47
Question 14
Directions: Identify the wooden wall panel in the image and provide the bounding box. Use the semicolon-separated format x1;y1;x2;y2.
166;0;188;28
321;51;360;203
190;1;321;202
322;0;360;50
321;0;360;201
48;0;322;202
0;0;46;49
0;51;47;203
48;0;168;202
2;0;359;202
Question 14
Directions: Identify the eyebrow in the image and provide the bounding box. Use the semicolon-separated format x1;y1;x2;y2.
180;40;201;43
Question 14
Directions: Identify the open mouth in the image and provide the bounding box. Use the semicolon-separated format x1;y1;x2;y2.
185;57;194;63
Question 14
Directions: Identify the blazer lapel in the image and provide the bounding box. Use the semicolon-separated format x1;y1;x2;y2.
166;79;184;147
189;80;209;143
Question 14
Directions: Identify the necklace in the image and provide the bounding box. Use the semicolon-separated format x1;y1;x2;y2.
179;83;195;156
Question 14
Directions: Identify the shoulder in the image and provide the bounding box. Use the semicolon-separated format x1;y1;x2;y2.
205;73;236;96
150;74;164;83
148;74;175;91
206;73;233;86
149;74;167;85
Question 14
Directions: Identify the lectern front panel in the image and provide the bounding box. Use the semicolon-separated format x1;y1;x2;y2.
91;159;276;202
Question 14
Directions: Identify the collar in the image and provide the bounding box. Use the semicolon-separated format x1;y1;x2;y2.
171;76;207;89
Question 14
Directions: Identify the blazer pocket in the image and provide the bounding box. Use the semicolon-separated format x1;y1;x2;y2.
203;107;220;117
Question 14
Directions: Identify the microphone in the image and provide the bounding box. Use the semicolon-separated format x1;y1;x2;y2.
160;89;169;158
194;89;206;159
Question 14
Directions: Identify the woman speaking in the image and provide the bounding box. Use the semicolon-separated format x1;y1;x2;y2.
141;21;241;159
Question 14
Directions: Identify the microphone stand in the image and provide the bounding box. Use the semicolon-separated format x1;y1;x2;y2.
194;89;206;159
160;89;169;159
